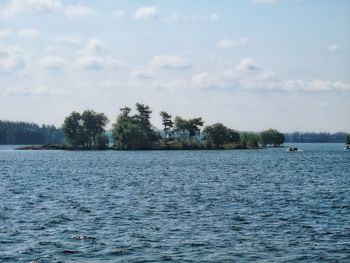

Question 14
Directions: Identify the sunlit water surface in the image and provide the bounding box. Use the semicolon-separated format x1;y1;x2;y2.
0;144;349;262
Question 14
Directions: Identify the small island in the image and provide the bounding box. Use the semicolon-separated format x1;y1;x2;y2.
49;103;284;150
1;103;349;151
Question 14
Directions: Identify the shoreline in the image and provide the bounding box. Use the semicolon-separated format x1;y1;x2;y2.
13;144;290;151
14;144;251;151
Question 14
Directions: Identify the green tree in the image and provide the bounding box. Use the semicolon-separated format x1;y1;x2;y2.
240;132;259;149
135;103;158;143
226;128;240;144
81;110;109;148
135;103;152;128
62;112;86;147
96;133;109;149
0;120;63;145
203;123;228;148
204;123;241;148
188;117;204;138
174;116;188;130
259;129;285;147
113;108;134;149
160;111;174;132
112;103;158;149
174;116;204;140
174;116;189;141
62;110;109;149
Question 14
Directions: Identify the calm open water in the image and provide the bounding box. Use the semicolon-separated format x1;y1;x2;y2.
0;144;349;262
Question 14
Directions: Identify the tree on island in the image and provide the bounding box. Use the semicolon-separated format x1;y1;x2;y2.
188;118;204;138
112;103;159;149
82;110;109;148
259;129;284;147
240;132;259;149
160;111;174;131
347;134;350;145
174;116;204;140
160;111;174;138
174;116;189;141
62;110;109;149
203;123;240;148
59;104;287;150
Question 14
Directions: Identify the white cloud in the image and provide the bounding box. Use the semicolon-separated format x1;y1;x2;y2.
328;44;340;53
85;38;104;52
0;46;25;74
56;35;81;46
192;72;220;90
131;70;154;80
74;38;122;70
17;28;41;39
39;55;67;69
112;9;126;18
217;37;248;48
192;58;350;93
5;85;70;96
0;30;12;39
44;46;56;53
152;54;191;69
134;6;158;20
1;0;63;18
236;58;260;71
65;4;93;17
283;79;350;92
75;55;123;70
217;39;233;49
77;38;105;56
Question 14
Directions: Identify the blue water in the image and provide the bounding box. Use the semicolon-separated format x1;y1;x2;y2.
0;144;349;262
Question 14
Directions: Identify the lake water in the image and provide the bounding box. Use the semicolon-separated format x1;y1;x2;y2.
0;144;349;262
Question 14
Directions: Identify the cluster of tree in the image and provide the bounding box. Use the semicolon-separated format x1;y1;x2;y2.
203;126;283;149
259;129;285;147
203;123;241;148
112;104;159;149
239;132;260;149
158;112;207;149
284;132;348;143
7;105;348;150
0;120;63;145
61;103;286;150
62;110;109;149
159;110;283;149
159;111;204;135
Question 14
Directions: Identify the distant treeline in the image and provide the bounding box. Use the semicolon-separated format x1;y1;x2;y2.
0;120;64;145
284;132;348;143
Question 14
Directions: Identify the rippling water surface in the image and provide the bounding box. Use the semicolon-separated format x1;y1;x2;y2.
0;144;349;262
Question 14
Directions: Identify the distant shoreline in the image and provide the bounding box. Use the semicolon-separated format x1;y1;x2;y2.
12;143;347;151
14;144;250;151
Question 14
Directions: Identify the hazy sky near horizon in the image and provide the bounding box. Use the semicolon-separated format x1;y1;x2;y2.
0;0;349;132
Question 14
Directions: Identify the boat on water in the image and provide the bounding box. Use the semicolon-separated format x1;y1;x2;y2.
287;147;302;152
345;145;350;150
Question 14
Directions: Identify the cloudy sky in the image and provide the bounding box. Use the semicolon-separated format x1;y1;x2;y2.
0;0;349;132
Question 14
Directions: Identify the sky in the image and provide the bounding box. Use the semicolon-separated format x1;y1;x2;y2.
0;0;349;132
